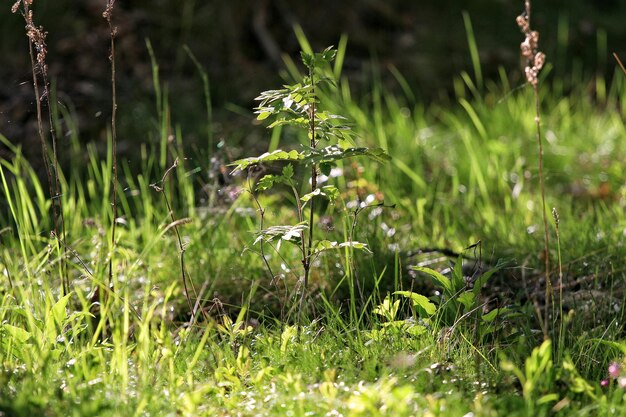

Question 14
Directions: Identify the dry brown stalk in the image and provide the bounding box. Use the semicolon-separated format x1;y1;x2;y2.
12;0;68;295
517;0;551;340
103;0;119;293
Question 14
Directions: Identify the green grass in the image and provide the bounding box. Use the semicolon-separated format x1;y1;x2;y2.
2;30;626;416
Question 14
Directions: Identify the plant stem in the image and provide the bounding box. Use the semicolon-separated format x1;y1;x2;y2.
552;208;563;361
21;1;68;295
298;66;318;335
105;1;119;294
153;159;200;324
534;83;551;340
250;189;284;325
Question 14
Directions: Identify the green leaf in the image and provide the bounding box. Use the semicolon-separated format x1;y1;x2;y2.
253;223;308;246
301;145;391;166
457;291;475;310
312;240;372;255
451;256;465;293
320;162;332;176
373;296;399;321
405;324;428;337
320;185;339;203
257;111;272;121
268;117;309;129
256;175;278;191
2;324;31;343
230;149;304;173
52;292;72;328
282;164;294;179
472;259;508;295
537;394;559;405
300;188;322;204
481;308;506;322
301;186;339;205
320;46;337;62
280;325;298;353
394;291;437;316
410;266;452;295
301;51;314;68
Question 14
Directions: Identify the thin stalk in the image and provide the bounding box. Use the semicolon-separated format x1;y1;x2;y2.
151;159;202;324
614;53;626;74
16;1;68;295
534;82;552;339
552;208;564;360
104;0;119;292
249;188;284;325
298;66;318;336
518;0;551;340
44;71;68;296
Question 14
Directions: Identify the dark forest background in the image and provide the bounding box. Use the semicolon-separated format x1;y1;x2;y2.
1;0;624;168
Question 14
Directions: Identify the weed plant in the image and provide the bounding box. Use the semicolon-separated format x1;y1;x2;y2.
231;46;390;331
1;0;626;416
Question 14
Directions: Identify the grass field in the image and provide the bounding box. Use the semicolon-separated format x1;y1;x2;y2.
2;2;626;416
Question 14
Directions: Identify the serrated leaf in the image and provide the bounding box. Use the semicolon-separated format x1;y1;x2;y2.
254;223;308;246
312;240;372;255
301;188;322;203
256;175;278;191
301;51;314;68
268;117;309;129
282;164;294;179
230;149;304;173
410;266;452;295
301;145;391;166
394;291;437;316
301;186;339;205
321;185;339;203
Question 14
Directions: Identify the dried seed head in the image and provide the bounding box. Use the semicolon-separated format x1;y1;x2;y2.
551;207;559;225
103;0;115;20
516;4;546;87
534;52;546;70
530;31;539;43
525;66;538;86
516;14;529;32
520;39;533;58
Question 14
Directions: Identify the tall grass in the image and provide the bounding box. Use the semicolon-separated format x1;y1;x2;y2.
2;1;626;416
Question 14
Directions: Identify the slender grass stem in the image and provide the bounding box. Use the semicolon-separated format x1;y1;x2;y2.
552;208;563;361
152;159;202;324
534;83;552;339
17;1;68;295
104;1;119;293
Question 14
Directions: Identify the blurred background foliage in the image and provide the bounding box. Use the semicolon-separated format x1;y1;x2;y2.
1;0;624;167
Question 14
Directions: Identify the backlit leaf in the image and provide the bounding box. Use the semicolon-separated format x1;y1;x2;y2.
410;266;452;294
394;291;437;316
